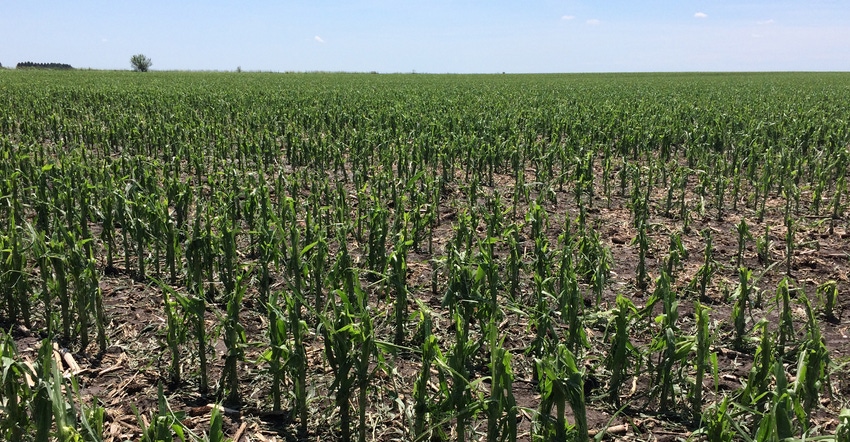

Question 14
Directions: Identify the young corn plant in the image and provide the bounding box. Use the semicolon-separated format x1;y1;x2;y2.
389;233;412;345
221;269;248;406
741;320;773;408
0;331;32;441
607;294;637;407
731;267;753;351
690;302;711;423
535;343;587;442
412;306;449;441
48;232;72;345
633;220;649;292
158;281;186;386
263;289;289;413
504;224;523;302
0;335;105;442
66;238;107;354
485;324;517;442
688;229;716;303
756;224;771;266
817;280;839;323
836;408;850;441
366;197;389;281
28;226;55;338
650;269;689;413
795;294;829;427
699;396;735;442
735;218;751;268
284;286;309;437
756;360;796;441
442;266;483;442
321;274;381;442
665;231;686;278
558;250;587;355
168;279;209;396
281;198;319;436
784;214;795;277
775;278;795;358
829;173;845;236
0;215;32;330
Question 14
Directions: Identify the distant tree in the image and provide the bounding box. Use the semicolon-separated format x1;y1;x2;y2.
130;54;152;72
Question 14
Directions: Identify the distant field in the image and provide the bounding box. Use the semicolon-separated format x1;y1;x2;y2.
1;70;850;441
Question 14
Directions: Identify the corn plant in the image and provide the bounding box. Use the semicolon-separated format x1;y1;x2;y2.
132;382;217;442
321;272;381;442
29;226;55;337
366;197;389;281
0;335;104;442
284;202;313;436
741;320;773;408
691;302;711;422
665;231;686;278
633;220;649;292
796;293;829;426
444;290;482;442
817;280;839;323
829;173;845;236
0;214;32;329
486;324;517;442
775;278;795;357
412;307;442;441
836;408;850;441
535;343;587;442
167;281;209;396
735;218;751;267
757;224;771;266
732;267;753;351
504;224;523;302
263;289;288;413
607;294;636;407
784;214;795;277
756;360;796;441
48;232;72;343
699;397;735;442
688;229;716;303
389;233;412;345
649;269;690;413
284;286;308;437
221;269;248;405
0;331;31;441
159;282;186;385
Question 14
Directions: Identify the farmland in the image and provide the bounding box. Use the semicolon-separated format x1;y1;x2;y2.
1;70;850;441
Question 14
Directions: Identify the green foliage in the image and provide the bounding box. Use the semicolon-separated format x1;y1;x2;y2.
130;54;152;72
535;344;587;442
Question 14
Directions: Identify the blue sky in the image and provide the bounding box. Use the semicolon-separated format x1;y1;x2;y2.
2;1;848;73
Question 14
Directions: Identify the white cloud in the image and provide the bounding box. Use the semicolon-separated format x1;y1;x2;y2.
314;36;325;43
756;19;775;25
586;19;600;25
561;15;575;21
694;12;708;19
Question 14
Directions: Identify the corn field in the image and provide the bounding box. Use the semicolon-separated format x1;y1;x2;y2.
1;70;850;441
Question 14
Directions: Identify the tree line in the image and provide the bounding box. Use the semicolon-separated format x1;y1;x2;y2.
16;62;74;70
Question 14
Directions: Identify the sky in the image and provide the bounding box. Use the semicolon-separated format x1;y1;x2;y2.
2;0;849;73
